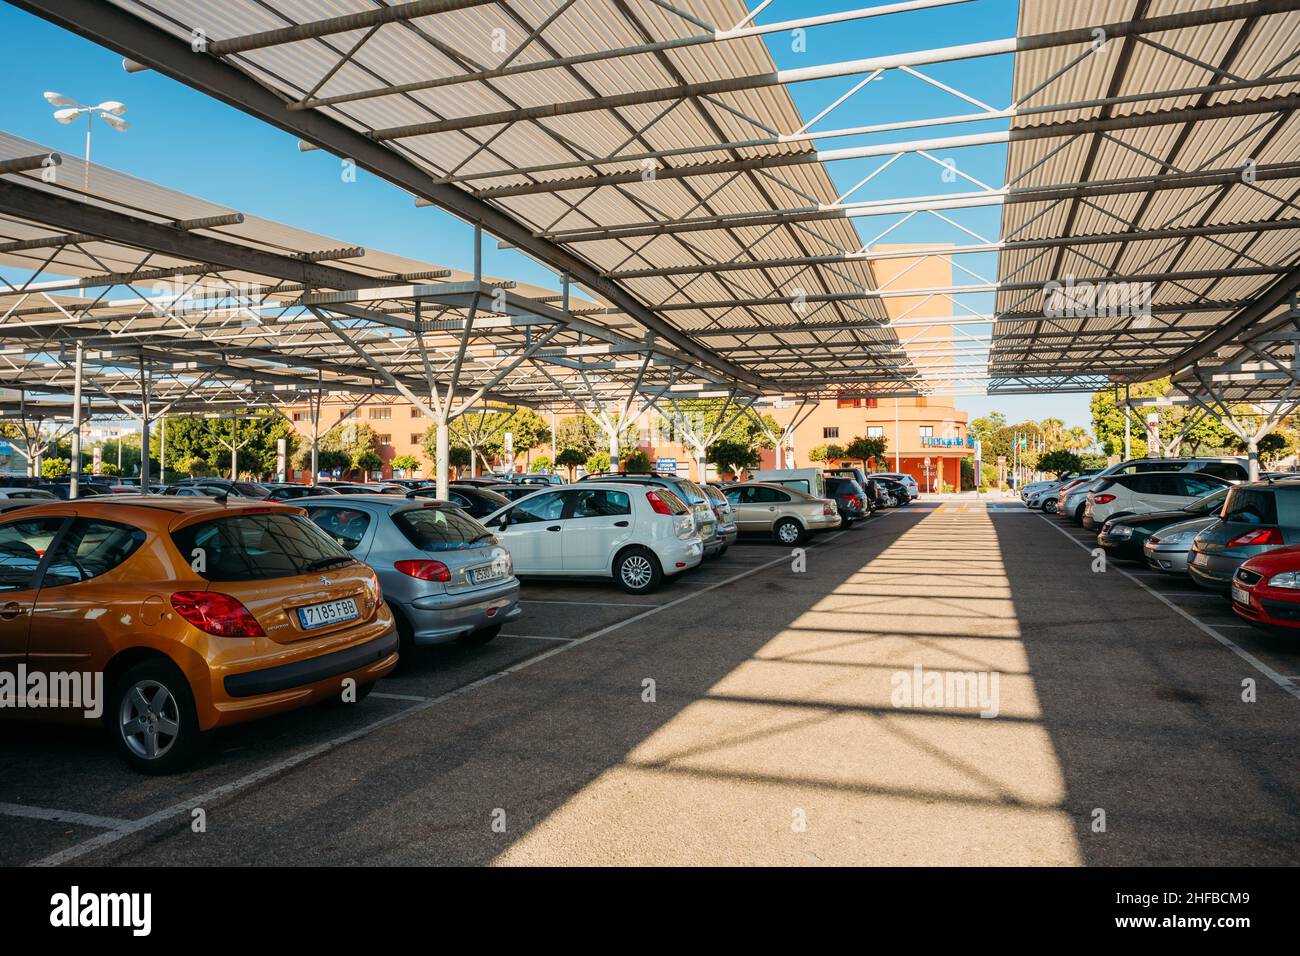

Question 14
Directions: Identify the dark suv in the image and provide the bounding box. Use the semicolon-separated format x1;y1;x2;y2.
824;475;870;527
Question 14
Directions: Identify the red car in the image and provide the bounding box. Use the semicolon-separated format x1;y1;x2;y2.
1230;545;1300;630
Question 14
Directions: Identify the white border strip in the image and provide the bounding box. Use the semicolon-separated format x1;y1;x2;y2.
0;802;131;831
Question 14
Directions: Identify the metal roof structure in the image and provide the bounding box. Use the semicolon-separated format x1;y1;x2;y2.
5;0;1300;421
989;0;1300;397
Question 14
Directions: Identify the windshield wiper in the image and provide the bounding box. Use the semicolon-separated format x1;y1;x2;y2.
305;555;353;572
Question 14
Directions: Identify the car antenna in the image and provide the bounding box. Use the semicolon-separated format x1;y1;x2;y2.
213;490;230;505
405;488;419;499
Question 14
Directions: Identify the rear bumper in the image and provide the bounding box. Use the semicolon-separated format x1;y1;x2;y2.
405;578;521;644
1187;552;1241;590
222;627;399;699
658;537;704;575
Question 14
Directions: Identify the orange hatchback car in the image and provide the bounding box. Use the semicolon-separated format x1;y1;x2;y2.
0;497;398;773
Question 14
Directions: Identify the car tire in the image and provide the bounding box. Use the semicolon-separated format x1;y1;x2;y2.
614;546;663;594
1073;503;1086;523
108;658;201;775
1043;499;1058;514
458;623;502;646
774;518;805;545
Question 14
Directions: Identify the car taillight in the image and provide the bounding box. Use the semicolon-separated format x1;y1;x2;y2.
394;559;451;582
823;502;836;516
1093;494;1116;504
170;591;266;637
646;491;673;515
1228;527;1284;547
364;568;382;606
713;506;726;520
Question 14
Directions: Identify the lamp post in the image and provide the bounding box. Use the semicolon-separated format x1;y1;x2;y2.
43;92;128;191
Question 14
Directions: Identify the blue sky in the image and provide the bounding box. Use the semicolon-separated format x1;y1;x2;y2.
0;0;1093;431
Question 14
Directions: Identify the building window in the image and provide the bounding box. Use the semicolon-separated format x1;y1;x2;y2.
369;407;391;420
410;433;422;445
292;412;303;422
867;426;883;438
919;426;933;444
915;397;928;408
836;398;858;409
823;427;839;439
410;407;422;417
378;434;392;446
864;398;878;408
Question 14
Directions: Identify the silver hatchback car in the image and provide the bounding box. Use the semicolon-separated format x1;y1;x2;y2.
299;495;520;649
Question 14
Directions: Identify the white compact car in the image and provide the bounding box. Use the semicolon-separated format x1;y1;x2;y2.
1083;471;1231;530
481;482;703;594
872;472;920;500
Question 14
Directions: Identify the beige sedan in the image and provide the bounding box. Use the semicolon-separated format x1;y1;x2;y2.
722;481;842;545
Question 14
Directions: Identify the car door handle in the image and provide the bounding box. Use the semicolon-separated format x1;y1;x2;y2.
0;602;24;621
547;525;562;532
614;520;629;527
768;506;776;511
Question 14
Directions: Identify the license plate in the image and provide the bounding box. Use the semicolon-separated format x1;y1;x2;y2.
468;564;505;585
1191;552;1207;566
298;597;359;630
1232;584;1250;606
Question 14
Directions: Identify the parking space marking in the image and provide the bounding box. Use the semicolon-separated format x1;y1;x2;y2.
370;692;431;702
519;599;660;608
32;533;837;868
0;802;132;831
1039;516;1300;702
503;633;573;642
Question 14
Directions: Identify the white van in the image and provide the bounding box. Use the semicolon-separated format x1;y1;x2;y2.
752;468;826;498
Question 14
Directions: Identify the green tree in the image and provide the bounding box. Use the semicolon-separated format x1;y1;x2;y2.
390;454;421;475
1036;449;1083;477
504;408;551;466
355;450;383;475
707;439;761;477
174;454;211;478
845;436;887;470
968;412;1007;446
98;462;121;478
585;451;611;474
556;447;586;480
530;455;552;474
315;449;352;475
622;449;653;473
41;457;70;479
554;415;601;457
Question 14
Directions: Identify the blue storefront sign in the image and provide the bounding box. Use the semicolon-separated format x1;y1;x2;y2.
921;436;974;448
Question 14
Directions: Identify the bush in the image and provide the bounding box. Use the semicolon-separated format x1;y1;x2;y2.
390;454;421;475
355;450;383;474
98;463;121;478
585;451;610;474
530;455;551;474
622;450;652;473
41;458;70;479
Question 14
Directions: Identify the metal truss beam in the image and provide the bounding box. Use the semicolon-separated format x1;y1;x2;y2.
12;0;775;393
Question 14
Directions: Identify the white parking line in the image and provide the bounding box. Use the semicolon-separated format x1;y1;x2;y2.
503;634;572;642
1040;516;1300;702
520;599;660;608
32;533;838;868
0;802;131;831
369;692;430;702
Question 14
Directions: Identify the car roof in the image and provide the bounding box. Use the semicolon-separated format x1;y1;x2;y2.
0;495;305;529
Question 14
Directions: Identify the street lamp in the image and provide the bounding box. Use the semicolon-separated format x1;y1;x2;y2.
43;92;128;191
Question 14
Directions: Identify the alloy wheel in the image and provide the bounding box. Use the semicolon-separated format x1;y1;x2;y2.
620;554;653;590
119;679;181;760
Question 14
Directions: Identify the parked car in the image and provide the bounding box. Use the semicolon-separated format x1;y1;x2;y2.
1023;471;1099;511
480;482;703;594
0;487;58;500
1188;480;1300;591
593;475;723;558
485;483;545;502
511;473;565;486
386;479;432;490
823;475;870;527
1083;471;1231;531
752;468;827;498
1058;457;1247;523
700;482;739;553
300;496;519;651
1145;514;1224;575
874;476;910;507
0;498;397;773
449;477;506;488
1097;485;1230;563
870;471;921;501
722;481;841;544
1230;546;1300;630
445;484;513;520
175;477;271;499
320;481;406;495
263;484;341;501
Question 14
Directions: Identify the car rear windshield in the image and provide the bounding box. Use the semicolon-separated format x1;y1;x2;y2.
1221;487;1277;526
649;487;690;514
393;506;494;551
172;512;353;581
